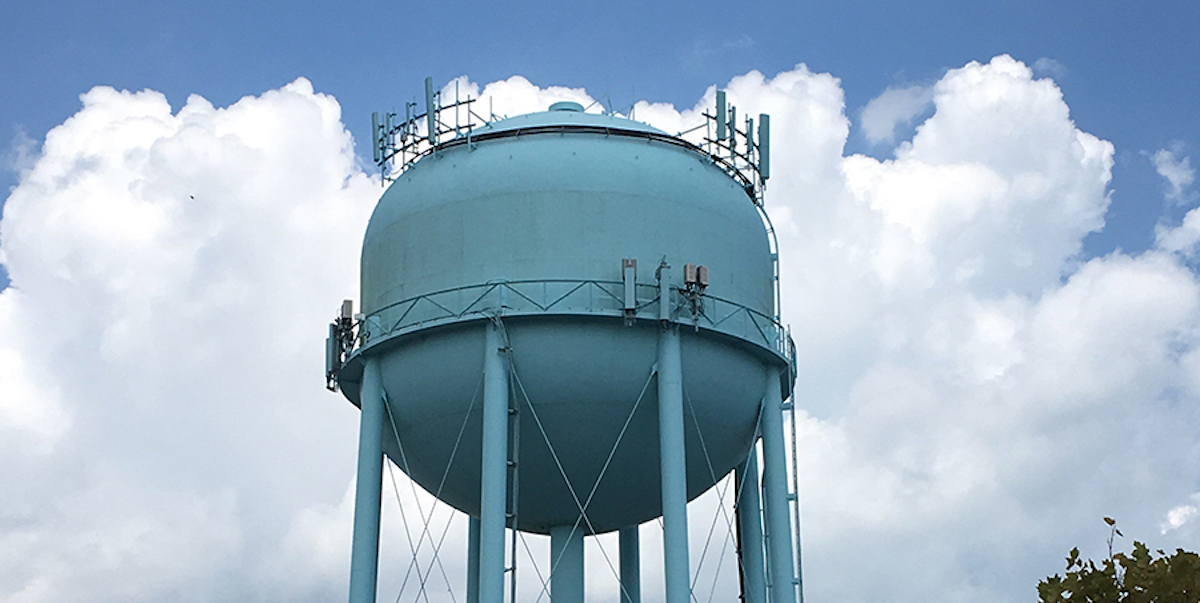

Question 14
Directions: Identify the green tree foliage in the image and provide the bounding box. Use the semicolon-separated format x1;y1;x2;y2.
1038;519;1200;603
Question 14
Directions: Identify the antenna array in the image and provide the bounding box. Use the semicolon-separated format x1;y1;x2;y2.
689;89;771;206
372;77;492;182
372;80;771;208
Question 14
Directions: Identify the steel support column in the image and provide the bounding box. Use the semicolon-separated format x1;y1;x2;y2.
760;366;796;603
657;322;690;603
479;321;510;603
619;526;641;603
736;450;768;603
467;516;481;603
550;525;584;603
348;356;385;603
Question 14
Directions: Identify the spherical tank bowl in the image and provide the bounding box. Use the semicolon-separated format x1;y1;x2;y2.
337;106;790;534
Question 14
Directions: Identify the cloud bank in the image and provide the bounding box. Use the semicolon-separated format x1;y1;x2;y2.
0;78;378;602
3;56;1199;603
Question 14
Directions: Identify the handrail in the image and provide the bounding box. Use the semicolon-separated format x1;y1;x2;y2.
351;279;794;366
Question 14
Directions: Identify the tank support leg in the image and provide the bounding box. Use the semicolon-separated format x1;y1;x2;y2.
761;366;796;603
348;356;385;603
657;323;690;603
479;320;510;603
736;450;768;603
467;516;481;603
619;526;641;603
550;525;584;603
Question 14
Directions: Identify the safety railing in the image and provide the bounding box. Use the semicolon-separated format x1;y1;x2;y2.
353;279;794;366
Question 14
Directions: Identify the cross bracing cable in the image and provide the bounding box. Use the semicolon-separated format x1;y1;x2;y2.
516;529;550;597
701;477;736;603
682;386;742;603
515;365;651;603
413;498;464;603
730;408;766;603
381;393;438;603
509;353;655;603
385;458;431;603
385;370;484;603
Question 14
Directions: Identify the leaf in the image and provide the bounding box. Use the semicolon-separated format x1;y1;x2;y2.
1042;534;1200;601
1104;516;1116;526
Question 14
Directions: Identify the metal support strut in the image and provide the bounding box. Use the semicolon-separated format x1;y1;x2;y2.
479;320;510;603
736;451;768;603
348;357;385;603
550;525;585;603
467;516;481;603
760;366;797;603
657;264;690;603
619;526;641;603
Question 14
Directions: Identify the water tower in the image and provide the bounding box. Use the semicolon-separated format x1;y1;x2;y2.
326;78;801;603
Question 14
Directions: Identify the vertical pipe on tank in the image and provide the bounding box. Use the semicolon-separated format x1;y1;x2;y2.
479;321;510;603
736;451;768;603
619;526;641;603
467;516;481;603
348;356;384;603
657;272;690;603
760;366;796;603
550;525;585;603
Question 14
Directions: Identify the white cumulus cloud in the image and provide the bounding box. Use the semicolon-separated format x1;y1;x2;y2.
1153;145;1195;204
0;78;379;602
1161;494;1200;534
1032;57;1069;79
1152;146;1200;254
860;84;934;145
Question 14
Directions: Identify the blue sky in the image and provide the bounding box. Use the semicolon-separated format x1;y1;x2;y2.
3;0;1198;264
3;3;1200;603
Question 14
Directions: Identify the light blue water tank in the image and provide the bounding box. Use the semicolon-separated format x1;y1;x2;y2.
339;104;789;534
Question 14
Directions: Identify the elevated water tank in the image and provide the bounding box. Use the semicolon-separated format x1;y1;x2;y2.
336;103;789;534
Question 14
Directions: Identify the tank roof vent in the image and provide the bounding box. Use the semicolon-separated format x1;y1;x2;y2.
549;101;584;112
